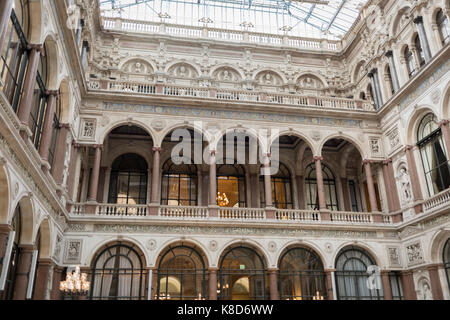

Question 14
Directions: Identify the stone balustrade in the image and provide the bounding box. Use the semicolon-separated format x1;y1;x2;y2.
330;211;373;223
159;205;209;218
423;188;450;213
100;16;341;52
97;203;148;216
218;207;266;220
275;209;320;222
87;80;375;112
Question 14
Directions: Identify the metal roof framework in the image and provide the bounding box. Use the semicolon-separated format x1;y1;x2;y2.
99;0;367;39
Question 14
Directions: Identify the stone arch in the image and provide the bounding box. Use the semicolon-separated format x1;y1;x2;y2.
253;69;286;86
333;242;384;268
58;78;71;123
295;72;327;89
13;195;34;245
153;239;211;269
118;57;156;75
36;218;51;258
213;127;268;155
269;130;317;157
166;61;200;78
0;161;10;225
158;123;211;149
215;239;270;268
276;241;328;269
86;238;148;267
353;60;366;84
390;6;412;37
429;229;450;263
100;120;157;145
406;106;440;145
210;65;244;81
318;134;366;159
42;33;59;90
443;82;450;119
27;0;43;44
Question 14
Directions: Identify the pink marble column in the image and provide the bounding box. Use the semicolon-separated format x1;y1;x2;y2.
17;45;42;129
363;160;379;212
66;143;80;202
427;264;444;300
208;268;218;300
32;258;53;300
439;120;450;158
87;145;102;202
38;91;58;162
51;124;70;186
268;268;279;300
381;271;392;300
202;169;209;206
401;271;417;300
13;244;35;300
325;270;334;300
0;0;13;57
387;159;401;211
151;147;161;204
314;156;327;210
209;150;217;206
404;145;423;213
296;175;305;209
0;224;12;274
381;161;394;212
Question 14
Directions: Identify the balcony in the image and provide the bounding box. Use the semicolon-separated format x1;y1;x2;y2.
87;80;375;112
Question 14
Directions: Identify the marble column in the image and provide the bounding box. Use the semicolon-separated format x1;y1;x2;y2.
208;268;218;300
268;269;279;300
296;175;305;209
385;51;400;93
368;71;381;109
381;161;394;212
17;45;42;129
400;271;417;300
12;244;35;300
325;270;335;300
32;258;53;300
381;271;392;300
38;91;59;162
371;68;384;107
363;160;378;212
427;264;444;300
0;0;13;59
439;120;450;158
151;147;161;204
414;16;432;62
314;156;327;211
50;266;65;300
209;150;217;206
66;143;80;202
291;173;299;209
0;224;12;274
404;145;423;213
87;145;102;202
51;124;70;186
263;159;273;208
387;159;401;211
340;177;351;211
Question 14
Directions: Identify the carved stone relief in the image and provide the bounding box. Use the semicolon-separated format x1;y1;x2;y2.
79;118;96;140
406;242;424;266
64;239;83;264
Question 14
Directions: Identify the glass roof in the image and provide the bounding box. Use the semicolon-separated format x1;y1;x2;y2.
99;0;368;40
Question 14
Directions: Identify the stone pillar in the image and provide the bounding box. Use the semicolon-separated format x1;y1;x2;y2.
414;16;432;62
386;159;401;212
208;268;218;300
381;271;392;300
50;266;64;300
33;258;53;300
381;161;394;212
427;264;444;300
51;124;70;185
325;270;335;300
13;244;35;300
87;145;102;202
371;69;384;108
209;150;217;206
400;271;417;300
17;45;42;130
296;175;305;209
66;143;80;202
363;160;379;212
202;169;209;206
0;224;12;273
385;51;400;92
38;91;58;162
263;161;273;208
291;173;299;209
314;156;327;211
0;0;13;58
250;173;258;207
404;145;423;213
439;120;450;158
368;71;381;109
340;177;351;211
268;269;279;300
151;147;161;204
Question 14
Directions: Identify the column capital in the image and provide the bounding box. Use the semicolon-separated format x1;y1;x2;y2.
313;156;323;161
45;90;59;97
59;123;71;129
93;144;103;150
27;43;43;53
385;50;393;58
404;145;415;152
362;159;374;165
413;16;423;24
72;141;82;148
152;146;162;152
369;68;378;75
209;149;216;156
382;158;393;165
438;119;449;128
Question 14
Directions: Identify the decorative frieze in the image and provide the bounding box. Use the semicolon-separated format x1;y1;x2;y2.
79;118;96;140
406;241;424;266
64;239;83;264
386;246;402;267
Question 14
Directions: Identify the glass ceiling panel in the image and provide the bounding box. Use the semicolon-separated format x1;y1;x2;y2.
99;0;367;39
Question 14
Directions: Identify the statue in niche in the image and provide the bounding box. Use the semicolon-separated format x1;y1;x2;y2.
398;166;412;204
178;65;187;77
264;73;273;85
222;70;230;81
134;62;143;73
418;280;433;300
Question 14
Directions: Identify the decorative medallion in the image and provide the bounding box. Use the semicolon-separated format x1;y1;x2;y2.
147;239;157;251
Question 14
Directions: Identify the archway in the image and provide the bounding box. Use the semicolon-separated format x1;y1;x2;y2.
218;245;268;300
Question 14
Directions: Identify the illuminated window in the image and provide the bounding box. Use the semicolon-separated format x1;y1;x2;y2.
161;159;197;206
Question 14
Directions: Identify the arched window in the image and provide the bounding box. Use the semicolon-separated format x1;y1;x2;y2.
417;113;450;196
108;153;148;205
161;159;197;206
305;163;339;211
90;243;145;300
279;247;327;300
414;35;426;67
437;9;450;45
217;163;246;207
404;46;416;78
219;246;267;300
157;245;207;300
444;238;450;290
29;43;48;149
335;247;384;300
260;162;293;209
1;2;30;112
0;205;21;300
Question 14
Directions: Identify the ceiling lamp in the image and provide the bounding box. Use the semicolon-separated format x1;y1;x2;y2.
217;192;230;207
59;266;90;296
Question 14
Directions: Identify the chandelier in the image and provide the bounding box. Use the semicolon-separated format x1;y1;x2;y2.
217;192;229;207
59;266;90;295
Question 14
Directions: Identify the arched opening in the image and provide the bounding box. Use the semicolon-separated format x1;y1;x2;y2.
260;161;293;209
335;246;384;300
385;64;394;96
404;45;416;78
108;153;148;205
218;245;267;300
161;159;197;206
444;238;450;290
278;246;327;300
417;113;450;196
1;0;31;112
0;205;21;300
156;244;207;300
436;9;450;46
89;242;146;300
217;163;246;207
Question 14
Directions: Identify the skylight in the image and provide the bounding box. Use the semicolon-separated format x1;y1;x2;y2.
99;0;367;40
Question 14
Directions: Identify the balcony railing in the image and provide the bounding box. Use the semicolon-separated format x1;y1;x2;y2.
159;205;208;218
87;80;375;112
275;209;320;222
423;188;450;213
218;207;266;220
101;17;341;52
330;211;372;223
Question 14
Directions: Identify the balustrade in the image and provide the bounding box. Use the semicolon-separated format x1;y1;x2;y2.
423;188;450;212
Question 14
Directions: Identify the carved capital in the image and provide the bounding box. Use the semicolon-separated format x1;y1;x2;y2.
152;147;162;153
209;149;216;156
404;145;415;152
385;50;393;58
438;119;450;128
46;90;59;97
413;16;423;25
362;159;373;165
93;144;104;150
313;156;323;162
382;158;393;165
